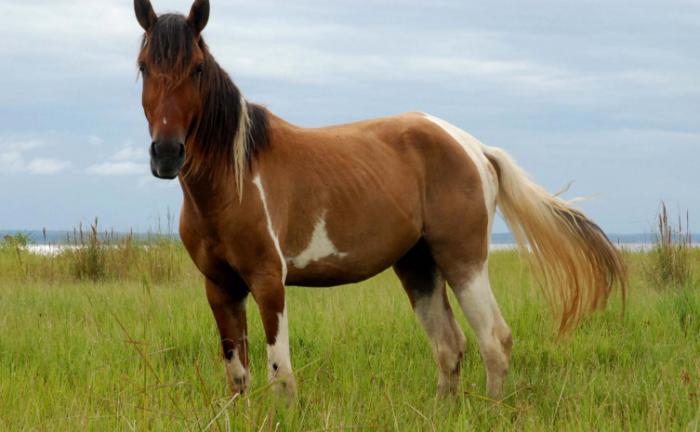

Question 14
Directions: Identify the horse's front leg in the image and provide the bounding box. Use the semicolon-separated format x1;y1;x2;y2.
205;278;250;395
248;271;297;397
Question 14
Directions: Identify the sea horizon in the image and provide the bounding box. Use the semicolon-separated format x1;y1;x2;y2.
2;229;697;248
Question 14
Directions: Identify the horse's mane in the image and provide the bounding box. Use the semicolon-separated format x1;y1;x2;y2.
141;13;269;194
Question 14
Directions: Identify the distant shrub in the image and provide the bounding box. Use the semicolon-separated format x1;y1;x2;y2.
0;217;191;285
645;203;693;289
60;218;187;283
1;232;31;249
1;233;31;276
67;219;107;281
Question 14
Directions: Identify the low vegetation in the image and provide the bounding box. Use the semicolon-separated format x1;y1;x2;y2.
645;202;694;290
0;219;186;285
0;219;698;430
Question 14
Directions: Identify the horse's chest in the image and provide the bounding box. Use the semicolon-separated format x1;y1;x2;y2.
179;222;232;278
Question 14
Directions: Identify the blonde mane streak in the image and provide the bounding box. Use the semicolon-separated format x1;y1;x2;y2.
234;97;251;198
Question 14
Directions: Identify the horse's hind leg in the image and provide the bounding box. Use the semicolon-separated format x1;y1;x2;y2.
423;199;512;398
447;261;512;399
393;239;466;395
430;236;512;398
428;231;512;398
423;160;512;398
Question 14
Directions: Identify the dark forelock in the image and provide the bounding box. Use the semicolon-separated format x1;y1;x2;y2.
142;14;196;77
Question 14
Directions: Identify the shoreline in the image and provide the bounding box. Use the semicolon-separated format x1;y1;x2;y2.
22;242;697;256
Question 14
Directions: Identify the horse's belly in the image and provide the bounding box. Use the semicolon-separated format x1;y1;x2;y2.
285;246;413;287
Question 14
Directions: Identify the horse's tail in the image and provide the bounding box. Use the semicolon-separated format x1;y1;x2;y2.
483;146;627;334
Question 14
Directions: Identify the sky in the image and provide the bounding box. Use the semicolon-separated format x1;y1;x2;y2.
0;0;698;234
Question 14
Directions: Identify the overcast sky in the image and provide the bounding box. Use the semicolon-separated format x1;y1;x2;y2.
1;0;698;234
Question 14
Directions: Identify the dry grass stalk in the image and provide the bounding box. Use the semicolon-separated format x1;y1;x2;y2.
646;202;693;289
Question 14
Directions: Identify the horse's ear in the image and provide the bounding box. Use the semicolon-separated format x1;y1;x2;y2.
187;0;210;35
134;0;157;31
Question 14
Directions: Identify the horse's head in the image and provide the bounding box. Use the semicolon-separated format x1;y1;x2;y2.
134;0;210;179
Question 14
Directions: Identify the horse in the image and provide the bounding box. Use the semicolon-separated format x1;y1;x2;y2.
133;0;626;399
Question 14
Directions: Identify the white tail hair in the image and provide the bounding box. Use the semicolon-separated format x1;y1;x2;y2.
483;146;627;333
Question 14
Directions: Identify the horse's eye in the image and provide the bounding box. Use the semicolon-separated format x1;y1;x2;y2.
194;63;204;75
138;63;147;74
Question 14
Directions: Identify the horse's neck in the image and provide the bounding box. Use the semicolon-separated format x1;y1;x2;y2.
179;111;288;225
179;171;239;218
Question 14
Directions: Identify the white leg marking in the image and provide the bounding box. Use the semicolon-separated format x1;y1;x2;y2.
423;114;498;241
267;305;291;377
453;262;511;398
455;264;496;338
289;211;347;269
252;175;288;283
267;304;296;394
225;349;250;394
413;276;466;394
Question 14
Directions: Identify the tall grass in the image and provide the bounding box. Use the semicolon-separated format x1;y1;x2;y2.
68;219;107;281
1;251;699;430
0;232;30;277
1;214;699;429
0;219;188;285
646;202;694;289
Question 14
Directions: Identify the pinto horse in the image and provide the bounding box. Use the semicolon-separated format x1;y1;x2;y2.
134;0;626;398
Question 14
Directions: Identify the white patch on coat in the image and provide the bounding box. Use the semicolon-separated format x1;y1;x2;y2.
289;212;347;269
267;305;293;381
252;175;288;283
423;114;499;239
162;117;167;125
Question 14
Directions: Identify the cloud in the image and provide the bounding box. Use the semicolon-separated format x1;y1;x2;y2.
85;141;149;175
0;153;71;175
0;138;44;153
0;138;70;175
112;143;147;161
25;158;71;175
1;0;699;232
87;135;104;146
86;161;148;176
0;151;23;171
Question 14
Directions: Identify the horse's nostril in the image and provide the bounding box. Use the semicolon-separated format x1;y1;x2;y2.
151;140;184;159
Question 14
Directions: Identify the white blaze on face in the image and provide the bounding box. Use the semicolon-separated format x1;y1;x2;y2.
289;212;347;269
162;117;168;125
423;114;498;237
252;174;288;283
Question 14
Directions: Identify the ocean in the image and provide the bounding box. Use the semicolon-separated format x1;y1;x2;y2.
2;230;698;255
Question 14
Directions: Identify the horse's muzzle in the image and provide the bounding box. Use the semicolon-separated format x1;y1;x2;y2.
150;139;185;179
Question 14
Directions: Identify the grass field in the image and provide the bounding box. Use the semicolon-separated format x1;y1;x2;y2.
1;240;699;431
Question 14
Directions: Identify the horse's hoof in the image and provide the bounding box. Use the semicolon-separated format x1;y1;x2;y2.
271;376;297;398
226;369;250;397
